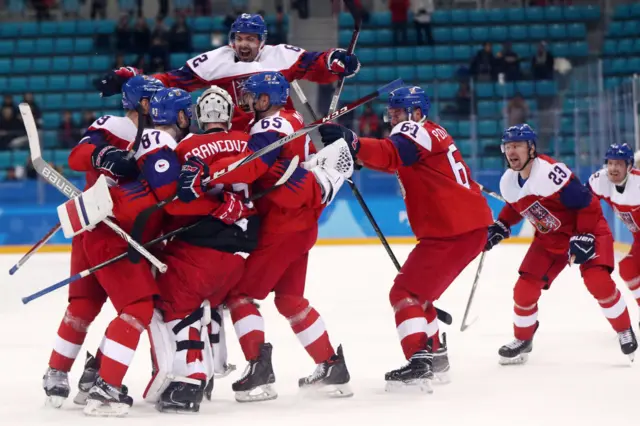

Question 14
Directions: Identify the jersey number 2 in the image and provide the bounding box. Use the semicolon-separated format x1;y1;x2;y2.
447;145;470;189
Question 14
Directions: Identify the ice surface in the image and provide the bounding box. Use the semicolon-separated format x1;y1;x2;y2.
2;244;638;426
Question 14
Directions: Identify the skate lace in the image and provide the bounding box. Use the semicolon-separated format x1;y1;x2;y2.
307;363;327;383
505;339;525;349
46;369;69;387
619;329;634;346
239;363;253;381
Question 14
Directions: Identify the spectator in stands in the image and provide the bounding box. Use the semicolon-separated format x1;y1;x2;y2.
455;81;472;118
506;93;530;126
292;0;309;19
358;105;381;138
2;95;18;117
152;16;170;43
32;0;53;21
81;111;97;133
115;14;131;53
90;0;107;19
389;0;410;46
496;42;522;81
149;36;169;73
132;17;151;56
22;93;41;124
270;5;288;45
170;14;192;53
531;41;554;80
58;111;79;148
0;106;23;150
158;0;169;19
412;0;434;45
470;42;497;82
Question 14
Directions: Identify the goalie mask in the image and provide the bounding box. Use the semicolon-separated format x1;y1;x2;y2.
196;86;234;130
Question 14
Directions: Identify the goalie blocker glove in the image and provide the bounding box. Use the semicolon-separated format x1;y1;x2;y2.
485;220;510;251
569;233;596;264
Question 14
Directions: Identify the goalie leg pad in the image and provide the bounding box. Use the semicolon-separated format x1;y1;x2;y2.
58;174;114;238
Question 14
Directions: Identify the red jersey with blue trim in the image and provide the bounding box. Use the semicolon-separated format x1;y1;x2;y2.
152;44;338;129
357;119;493;240
589;168;640;237
209;109;324;233
498;154;609;254
68;114;138;189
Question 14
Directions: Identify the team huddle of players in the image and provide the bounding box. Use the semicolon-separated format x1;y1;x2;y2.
38;12;640;418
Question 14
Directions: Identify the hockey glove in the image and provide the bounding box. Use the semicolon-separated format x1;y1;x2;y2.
327;48;361;78
568;233;596;265
93;67;141;97
177;156;211;203
318;124;360;157
91;145;138;179
485;220;510;251
211;192;251;225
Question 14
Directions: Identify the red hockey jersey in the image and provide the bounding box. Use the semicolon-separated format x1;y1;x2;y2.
589;168;640;238
357;119;493;240
152;44;339;129
498;154;609;254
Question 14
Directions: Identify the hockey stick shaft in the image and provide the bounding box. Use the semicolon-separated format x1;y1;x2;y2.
21;157;300;305
290;81;452;326
460;251;486;332
9;223;61;275
328;0;362;114
19;103;168;273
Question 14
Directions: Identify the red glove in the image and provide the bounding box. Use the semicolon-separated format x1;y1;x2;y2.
211;192;252;225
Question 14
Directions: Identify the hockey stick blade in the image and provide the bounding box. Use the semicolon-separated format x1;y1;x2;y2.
478;184;505;202
21;157;300;304
9;223;61;275
460;251;487;332
20;103;167;273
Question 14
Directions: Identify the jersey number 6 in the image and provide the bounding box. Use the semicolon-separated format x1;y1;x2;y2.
447;145;470;189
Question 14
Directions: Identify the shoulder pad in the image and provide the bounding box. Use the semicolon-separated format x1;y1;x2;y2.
390;121;432;151
250;114;295;136
88;115;137;143
134;129;177;160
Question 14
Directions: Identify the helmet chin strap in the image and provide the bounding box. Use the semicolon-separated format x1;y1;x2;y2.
508;145;536;172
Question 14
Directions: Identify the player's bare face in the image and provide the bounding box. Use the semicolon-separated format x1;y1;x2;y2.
503;141;530;170
387;107;408;127
607;159;628;185
233;33;261;62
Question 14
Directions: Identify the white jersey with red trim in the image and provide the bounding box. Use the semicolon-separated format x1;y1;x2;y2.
589;168;640;235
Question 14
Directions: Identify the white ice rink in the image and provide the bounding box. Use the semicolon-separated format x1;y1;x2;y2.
2;243;638;426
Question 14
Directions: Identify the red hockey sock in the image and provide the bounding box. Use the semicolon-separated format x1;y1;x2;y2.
287;305;334;364
49;298;104;372
584;267;631;332
99;299;153;387
393;297;435;359
228;297;265;361
513;303;538;341
598;290;631;332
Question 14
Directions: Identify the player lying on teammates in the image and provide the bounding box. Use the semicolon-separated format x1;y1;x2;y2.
176;71;355;402
485;124;637;364
311;86;493;393
94;13;360;130
42;75;165;414
588;143;640;331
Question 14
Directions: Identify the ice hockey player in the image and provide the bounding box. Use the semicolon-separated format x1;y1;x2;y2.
42;75;164;410
588;143;640;329
93;13;360;130
485;124;637;364
136;86;260;413
314;86;493;393
176;71;354;402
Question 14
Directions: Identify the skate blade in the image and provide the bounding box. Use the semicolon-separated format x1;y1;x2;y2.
83;399;130;417
234;384;278;403
214;363;237;379
627;352;635;363
300;382;354;399
155;402;200;414
73;390;89;405
499;353;529;366
45;395;66;408
385;378;433;394
433;370;451;385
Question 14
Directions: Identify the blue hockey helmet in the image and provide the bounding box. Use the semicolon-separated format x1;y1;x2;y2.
122;75;164;110
150;88;193;126
604;143;634;166
500;123;537;153
229;13;268;46
241;71;290;107
387;86;430;120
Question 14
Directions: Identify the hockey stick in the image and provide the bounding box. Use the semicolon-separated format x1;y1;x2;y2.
19;103;168;273
290;81;452;325
460;251;486;332
8;223;61;275
21;156;301;305
328;0;362;114
129;79;405;239
478;184;505;203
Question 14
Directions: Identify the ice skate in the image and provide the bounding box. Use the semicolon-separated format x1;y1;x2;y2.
156;381;204;413
432;333;451;384
83;376;133;417
43;367;70;408
232;343;277;403
204;377;213;401
73;352;99;405
298;345;353;398
384;349;434;394
618;327;638;362
498;338;533;365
